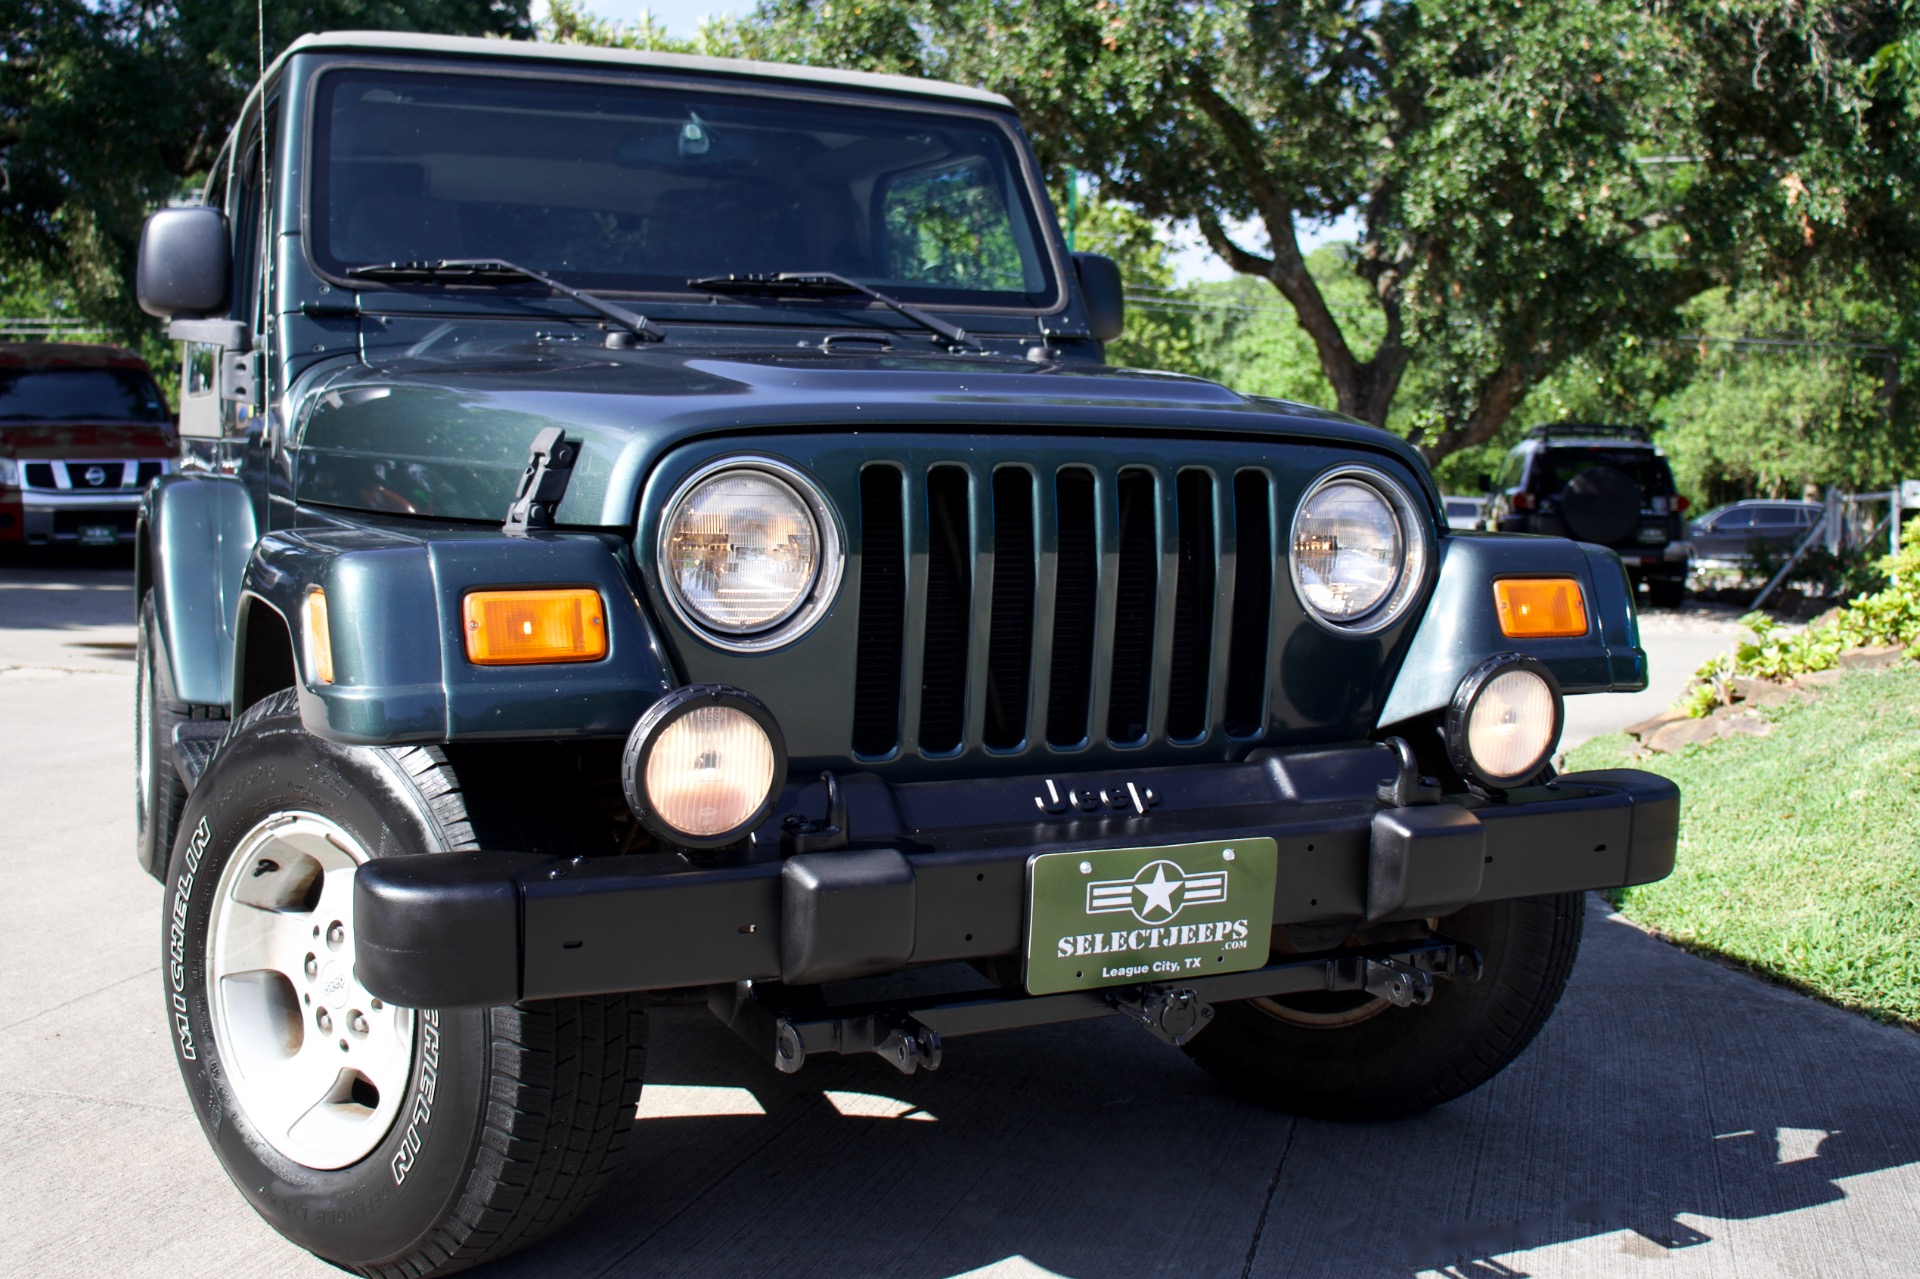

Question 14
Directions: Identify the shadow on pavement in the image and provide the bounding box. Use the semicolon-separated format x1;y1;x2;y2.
0;551;135;634
493;900;1920;1279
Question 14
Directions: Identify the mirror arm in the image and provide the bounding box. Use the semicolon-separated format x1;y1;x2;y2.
167;318;251;351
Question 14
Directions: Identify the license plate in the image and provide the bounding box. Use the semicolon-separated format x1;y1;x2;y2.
76;524;117;546
1025;837;1277;995
1637;527;1666;544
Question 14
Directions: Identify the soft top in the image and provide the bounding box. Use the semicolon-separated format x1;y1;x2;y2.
283;31;1014;110
0;342;150;370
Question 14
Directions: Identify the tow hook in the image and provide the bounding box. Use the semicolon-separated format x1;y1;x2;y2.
1107;984;1215;1047
1360;957;1436;1007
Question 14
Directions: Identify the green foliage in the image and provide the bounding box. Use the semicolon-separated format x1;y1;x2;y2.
726;0;1920;464
1572;663;1920;1028
1677;517;1920;713
1654;281;1915;504
1062;191;1202;373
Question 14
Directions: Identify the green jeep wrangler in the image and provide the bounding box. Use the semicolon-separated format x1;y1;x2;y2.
133;31;1678;1276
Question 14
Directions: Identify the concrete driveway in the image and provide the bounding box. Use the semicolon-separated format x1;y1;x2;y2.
3;560;1915;1278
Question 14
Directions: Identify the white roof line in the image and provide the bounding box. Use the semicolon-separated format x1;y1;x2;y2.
279;31;1014;110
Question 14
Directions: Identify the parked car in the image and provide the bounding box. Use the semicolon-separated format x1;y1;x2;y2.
131;32;1679;1276
1444;494;1488;529
1689;499;1823;567
1484;423;1691;607
0;343;174;548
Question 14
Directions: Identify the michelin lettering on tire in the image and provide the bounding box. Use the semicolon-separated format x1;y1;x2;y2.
168;815;213;1062
391;1009;440;1186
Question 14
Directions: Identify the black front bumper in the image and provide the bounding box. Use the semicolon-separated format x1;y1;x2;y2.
353;744;1678;1008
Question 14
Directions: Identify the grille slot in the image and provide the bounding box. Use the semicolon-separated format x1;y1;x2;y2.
1224;470;1274;736
1045;468;1098;748
984;468;1036;750
1167;469;1217;741
23;463;56;490
851;465;906;757
1106;469;1158;745
917;466;972;754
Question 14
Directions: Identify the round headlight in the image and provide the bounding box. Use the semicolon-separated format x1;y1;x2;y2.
622;685;787;847
1445;654;1562;789
1290;468;1427;632
659;459;843;648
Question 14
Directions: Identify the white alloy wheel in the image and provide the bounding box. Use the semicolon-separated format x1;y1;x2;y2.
206;811;415;1169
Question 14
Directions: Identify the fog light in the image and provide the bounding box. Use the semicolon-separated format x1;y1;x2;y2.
1444;654;1561;789
622;685;786;847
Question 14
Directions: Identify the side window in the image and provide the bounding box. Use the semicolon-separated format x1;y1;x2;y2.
878;158;1031;292
1718;509;1756;531
1754;507;1798;526
1497;453;1525;489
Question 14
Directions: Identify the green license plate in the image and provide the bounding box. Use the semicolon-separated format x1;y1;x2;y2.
1024;837;1277;995
76;524;117;546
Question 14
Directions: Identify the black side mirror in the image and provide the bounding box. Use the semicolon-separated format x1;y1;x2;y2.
1072;252;1124;343
137;207;231;318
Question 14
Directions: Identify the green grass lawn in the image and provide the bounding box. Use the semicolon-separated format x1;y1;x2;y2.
1568;664;1920;1028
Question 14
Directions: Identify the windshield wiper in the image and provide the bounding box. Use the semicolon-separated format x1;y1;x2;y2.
346;258;666;343
686;271;974;352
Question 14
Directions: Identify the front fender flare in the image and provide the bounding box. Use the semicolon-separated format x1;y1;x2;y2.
242;527;676;744
1376;533;1646;728
140;473;256;708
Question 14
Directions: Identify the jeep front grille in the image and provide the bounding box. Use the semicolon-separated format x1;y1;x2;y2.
851;460;1278;758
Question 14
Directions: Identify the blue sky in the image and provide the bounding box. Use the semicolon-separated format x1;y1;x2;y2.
537;2;1361;282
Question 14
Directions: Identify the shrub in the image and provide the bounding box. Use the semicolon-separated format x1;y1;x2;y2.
1677;516;1920;714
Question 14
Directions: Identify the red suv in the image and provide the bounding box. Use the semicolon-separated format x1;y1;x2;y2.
0;343;175;548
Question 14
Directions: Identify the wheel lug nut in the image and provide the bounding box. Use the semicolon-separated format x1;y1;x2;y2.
326;921;346;949
349;1011;369;1037
369;998;383;1011
338;1039;349;1053
304;953;318;979
317;1008;332;1033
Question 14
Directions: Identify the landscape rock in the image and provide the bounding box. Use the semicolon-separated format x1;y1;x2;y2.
1718;714;1774;738
1625;707;1688;739
1729;677;1799;709
1646;717;1721;753
1793;669;1846;688
1837;645;1905;671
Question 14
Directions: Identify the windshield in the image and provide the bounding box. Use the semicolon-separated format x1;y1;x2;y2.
312;69;1059;309
0;368;170;423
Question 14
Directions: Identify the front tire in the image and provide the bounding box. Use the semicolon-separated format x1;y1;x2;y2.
164;689;645;1276
1183;893;1584;1120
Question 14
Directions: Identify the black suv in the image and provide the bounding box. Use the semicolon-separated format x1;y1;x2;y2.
1485;424;1692;606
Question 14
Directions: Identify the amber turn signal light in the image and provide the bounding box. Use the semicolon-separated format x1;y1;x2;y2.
463;588;608;665
1493;578;1587;639
304;588;335;685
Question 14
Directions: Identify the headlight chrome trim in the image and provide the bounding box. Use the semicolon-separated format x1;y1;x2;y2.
655;455;846;653
1288;464;1430;635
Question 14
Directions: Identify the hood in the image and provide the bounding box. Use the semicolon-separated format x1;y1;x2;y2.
0;421;176;458
292;344;1428;526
